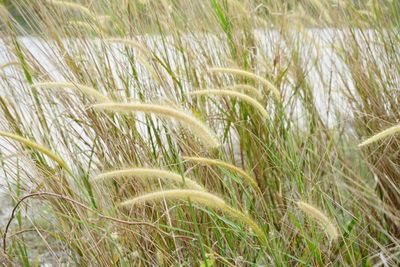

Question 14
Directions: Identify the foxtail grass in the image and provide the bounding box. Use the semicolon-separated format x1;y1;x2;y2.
120;189;267;243
92;102;220;148
209;67;280;99
0;130;72;175
182;156;261;192
223;84;264;100
0;61;20;70
92;168;204;190
68;21;102;34
358;124;400;147
104;38;150;55
296;201;339;240
32;82;110;103
190;89;268;118
46;0;95;19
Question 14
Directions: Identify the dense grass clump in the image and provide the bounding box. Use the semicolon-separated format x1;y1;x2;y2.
0;0;399;266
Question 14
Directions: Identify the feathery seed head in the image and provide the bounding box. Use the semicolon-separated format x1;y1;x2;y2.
209;67;280;99
189;89;269;118
297;201;339;240
92;168;204;190
92;102;220;149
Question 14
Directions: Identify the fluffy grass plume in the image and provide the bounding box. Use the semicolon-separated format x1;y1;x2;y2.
105;38;150;55
46;0;94;18
92;168;204;190
209;67;280;99
182;156;260;192
0;130;72;175
32;82;110;103
223;84;264;100
92;102;220;148
189;89;268;118
68;21;102;34
0;61;20;70
358;124;400;147
296;201;339;240
120;189;267;243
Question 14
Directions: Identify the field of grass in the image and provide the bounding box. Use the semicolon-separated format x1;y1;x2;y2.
0;0;399;266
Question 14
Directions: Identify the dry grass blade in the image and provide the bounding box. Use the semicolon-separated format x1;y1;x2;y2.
182;156;261;192
209;67;280;99
92;168;204;190
92;102;220;148
120;189;267;243
32;82;110;103
0;130;72;175
358;124;400;147
189;89;268;118
297;201;339;240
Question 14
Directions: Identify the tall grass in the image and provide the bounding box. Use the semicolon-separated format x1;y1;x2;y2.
0;0;399;265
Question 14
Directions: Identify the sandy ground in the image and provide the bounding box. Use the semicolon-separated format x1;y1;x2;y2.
0;190;72;265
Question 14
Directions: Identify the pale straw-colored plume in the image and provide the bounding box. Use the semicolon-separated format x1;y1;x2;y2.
68;20;102;34
104;38;150;55
358;124;400;147
209;67;280;99
0;61;20;70
189;89;268;118
0;130;72;175
120;189;267;243
296;201;339;240
92;102;220;148
46;0;95;19
182;156;260;192
223;84;264;100
0;4;11;22
92;168;204;190
32;82;110;103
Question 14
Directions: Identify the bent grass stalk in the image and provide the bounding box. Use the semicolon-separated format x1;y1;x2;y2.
209;67;280;99
189;89;268;118
358;124;400;147
120;189;267;244
92;102;220;148
182;156;261;192
32;82;110;103
0;130;72;175
92;168;204;190
296;201;339;240
223;84;264;100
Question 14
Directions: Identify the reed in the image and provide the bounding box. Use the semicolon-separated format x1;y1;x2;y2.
92;168;204;190
296;201;339;240
120;189;267;243
92;102;220;148
190;89;268;118
358;124;400;147
209;67;280;99
32;82;110;103
182;156;260;192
